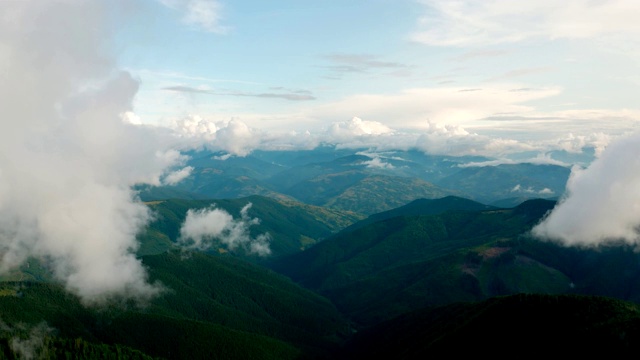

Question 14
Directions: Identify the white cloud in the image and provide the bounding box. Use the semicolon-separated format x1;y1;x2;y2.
311;86;561;130
359;157;395;170
163;166;193;185
413;0;640;47
178;203;271;256
159;0;227;33
459;153;570;168
0;0;186;305
171;116;263;156
532;131;640;245
328;117;393;137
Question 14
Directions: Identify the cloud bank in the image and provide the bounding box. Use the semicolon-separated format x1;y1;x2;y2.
0;1;188;304
532;132;640;245
178;203;271;256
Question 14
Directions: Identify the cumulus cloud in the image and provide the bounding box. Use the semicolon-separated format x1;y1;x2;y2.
555;132;612;157
178;203;271;256
0;1;187;305
414;122;534;156
171;116;263;156
532;132;640;245
328;117;394;137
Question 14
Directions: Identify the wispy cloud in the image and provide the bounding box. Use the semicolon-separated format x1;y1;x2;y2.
451;49;511;62
162;85;316;101
412;0;640;48
159;0;228;33
485;67;554;82
321;53;410;78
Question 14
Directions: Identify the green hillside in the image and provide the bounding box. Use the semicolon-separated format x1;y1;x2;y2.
344;195;496;232
0;251;348;359
269;199;561;324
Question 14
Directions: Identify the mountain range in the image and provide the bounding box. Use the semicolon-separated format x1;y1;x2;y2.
3;147;636;359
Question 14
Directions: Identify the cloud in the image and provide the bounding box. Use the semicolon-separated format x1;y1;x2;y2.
322;53;409;74
7;322;53;360
414;122;534;156
486;67;554;82
532;131;640;245
159;0;228;33
412;0;640;47
171;116;264;156
163;85;316;101
451;49;511;62
311;86;561;130
357;156;395;170
459;153;570;168
328;117;394;137
163;166;194;185
511;184;555;195
0;0;187;305
178;203;271;256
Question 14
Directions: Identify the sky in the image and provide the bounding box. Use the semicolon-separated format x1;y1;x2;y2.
115;0;640;156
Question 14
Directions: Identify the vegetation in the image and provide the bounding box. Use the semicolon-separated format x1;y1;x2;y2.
0;250;349;359
340;293;640;358
268;199;570;325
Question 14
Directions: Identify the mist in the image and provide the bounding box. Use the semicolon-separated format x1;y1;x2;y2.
0;1;188;304
532;132;640;245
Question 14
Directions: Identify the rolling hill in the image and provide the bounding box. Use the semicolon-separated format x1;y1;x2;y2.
0;251;349;359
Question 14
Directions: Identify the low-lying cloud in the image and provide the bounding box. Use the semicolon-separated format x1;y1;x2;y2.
178;203;271;256
0;1;187;305
532;132;640;245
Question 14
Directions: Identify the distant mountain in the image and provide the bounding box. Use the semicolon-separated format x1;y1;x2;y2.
340;293;640;358
138;148;572;213
0;251;348;360
284;172;461;215
436;163;570;203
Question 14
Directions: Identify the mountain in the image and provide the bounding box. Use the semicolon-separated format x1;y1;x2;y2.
435;163;570;203
139;148;572;214
0;251;348;360
343;195;496;232
268;199;563;325
340;293;640;358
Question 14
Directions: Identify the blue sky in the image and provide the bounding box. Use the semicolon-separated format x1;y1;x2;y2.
114;0;640;157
